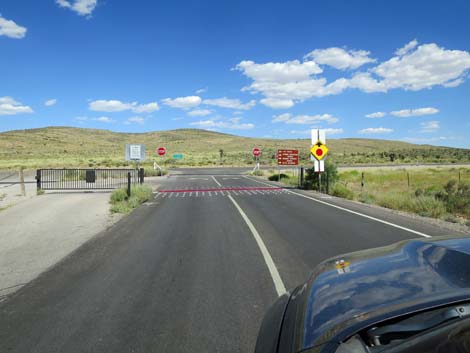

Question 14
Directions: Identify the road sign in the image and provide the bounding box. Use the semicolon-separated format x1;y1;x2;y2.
157;147;166;156
173;153;183;160
252;148;261;157
310;141;329;161
277;149;299;166
311;129;327;173
126;144;146;161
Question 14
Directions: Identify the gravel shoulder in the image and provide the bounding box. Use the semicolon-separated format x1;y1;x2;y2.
0;192;121;300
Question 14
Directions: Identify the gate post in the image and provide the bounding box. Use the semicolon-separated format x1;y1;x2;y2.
139;168;144;184
127;172;131;197
299;167;304;189
36;169;41;192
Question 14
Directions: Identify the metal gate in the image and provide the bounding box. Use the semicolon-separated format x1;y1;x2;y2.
36;168;144;191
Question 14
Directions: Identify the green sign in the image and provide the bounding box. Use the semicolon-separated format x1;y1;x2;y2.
173;153;183;160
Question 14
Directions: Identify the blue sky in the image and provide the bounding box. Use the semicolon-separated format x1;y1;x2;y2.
1;0;469;148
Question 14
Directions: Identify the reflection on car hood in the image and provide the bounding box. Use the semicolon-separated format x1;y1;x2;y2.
301;235;470;350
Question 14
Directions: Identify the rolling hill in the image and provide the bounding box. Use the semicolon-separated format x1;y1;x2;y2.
0;127;468;169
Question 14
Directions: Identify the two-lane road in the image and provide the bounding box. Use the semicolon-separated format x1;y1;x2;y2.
0;168;459;353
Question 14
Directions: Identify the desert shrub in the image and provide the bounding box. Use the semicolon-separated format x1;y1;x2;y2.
304;160;338;190
268;173;289;181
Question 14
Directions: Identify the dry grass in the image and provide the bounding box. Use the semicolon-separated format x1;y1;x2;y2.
337;167;470;221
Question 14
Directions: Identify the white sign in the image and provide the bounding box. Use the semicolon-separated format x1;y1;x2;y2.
126;144;146;161
130;145;141;159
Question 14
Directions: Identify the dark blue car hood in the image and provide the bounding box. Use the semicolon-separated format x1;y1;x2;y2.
299;235;470;351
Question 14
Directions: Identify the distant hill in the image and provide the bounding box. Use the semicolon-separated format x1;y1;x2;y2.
0;127;468;169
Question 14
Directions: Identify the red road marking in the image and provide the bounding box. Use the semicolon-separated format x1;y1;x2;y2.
158;187;283;193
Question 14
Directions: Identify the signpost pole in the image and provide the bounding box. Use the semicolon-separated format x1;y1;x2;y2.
319;172;322;193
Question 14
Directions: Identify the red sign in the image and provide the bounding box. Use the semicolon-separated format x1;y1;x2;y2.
252;148;261;157
277;149;299;166
157;147;166;156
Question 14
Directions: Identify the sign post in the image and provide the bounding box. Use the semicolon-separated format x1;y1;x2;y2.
310;130;328;192
154;147;166;174
252;148;261;172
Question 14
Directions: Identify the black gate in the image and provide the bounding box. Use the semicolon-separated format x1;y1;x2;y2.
36;168;144;191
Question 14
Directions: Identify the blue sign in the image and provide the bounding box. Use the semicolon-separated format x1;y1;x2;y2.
173;153;183;160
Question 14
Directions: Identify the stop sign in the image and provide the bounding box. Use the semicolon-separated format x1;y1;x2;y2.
157;147;166;156
252;148;261;157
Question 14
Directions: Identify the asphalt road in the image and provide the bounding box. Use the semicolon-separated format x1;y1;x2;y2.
0;168;461;353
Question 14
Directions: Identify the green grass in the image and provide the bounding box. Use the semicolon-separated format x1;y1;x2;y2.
333;167;470;222
1;126;468;169
110;184;153;214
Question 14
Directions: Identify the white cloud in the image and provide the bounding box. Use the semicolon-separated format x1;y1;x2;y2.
272;113;292;123
203;97;256;110
236;60;322;83
190;118;255;130
187;109;211;117
132;102;159;113
395;39;418;56
235;41;470;108
323;128;344;135
370;42;470;91
56;0;98;16
358;127;393;134
195;87;207;94
172;117;184;121
44;99;57;107
74;116;88;121
162;96;201;109
89;99;158;113
305;47;376;70
390;107;439;117
0;97;33;116
89;100;133;112
260;98;294;109
366;112;386;118
94;116;114;123
289;128;344;135
125;116;145;125
420;120;440;133
0;16;27;39
272;113;338;124
403;136;455;144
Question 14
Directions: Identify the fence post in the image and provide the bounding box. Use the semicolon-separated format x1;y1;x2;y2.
361;172;364;190
407;171;410;188
19;168;26;196
300;167;304;189
127;172;131;198
36;169;41;192
139;168;144;184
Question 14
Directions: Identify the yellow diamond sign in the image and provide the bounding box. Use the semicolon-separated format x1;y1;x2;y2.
310;141;329;161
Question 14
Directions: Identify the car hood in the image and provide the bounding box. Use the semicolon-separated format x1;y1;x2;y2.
299;235;470;351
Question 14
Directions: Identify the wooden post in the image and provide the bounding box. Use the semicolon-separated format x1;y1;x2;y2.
19;168;26;196
361;172;365;190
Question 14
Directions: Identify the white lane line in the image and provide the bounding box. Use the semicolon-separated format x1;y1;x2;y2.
244;176;432;238
211;175;222;187
228;195;286;296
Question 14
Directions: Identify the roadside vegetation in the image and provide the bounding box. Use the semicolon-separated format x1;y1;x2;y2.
110;184;153;214
263;165;470;225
